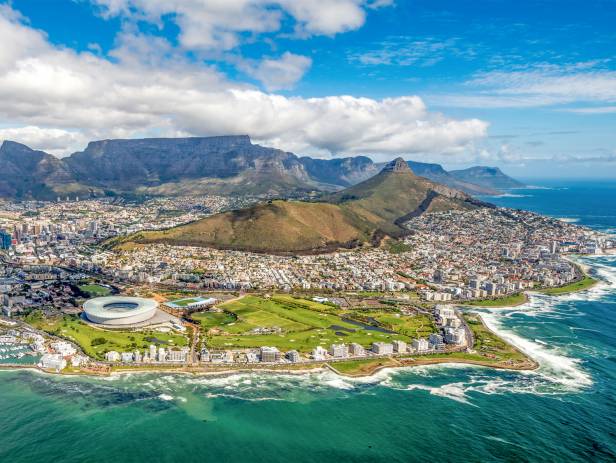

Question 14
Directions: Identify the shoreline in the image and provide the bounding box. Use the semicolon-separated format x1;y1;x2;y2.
460;292;529;308
1;351;539;380
4;256;604;380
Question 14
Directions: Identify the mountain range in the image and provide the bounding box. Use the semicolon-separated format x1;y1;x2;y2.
0;136;523;200
112;158;492;254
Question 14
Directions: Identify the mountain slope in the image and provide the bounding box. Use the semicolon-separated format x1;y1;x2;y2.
406;161;499;195
328;158;480;235
0;141;95;200
115;158;489;254
299;156;379;187
449;166;525;190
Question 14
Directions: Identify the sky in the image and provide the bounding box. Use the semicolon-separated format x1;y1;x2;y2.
0;0;615;178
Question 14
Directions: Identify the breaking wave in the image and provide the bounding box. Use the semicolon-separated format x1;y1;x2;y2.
493;193;533;198
4;257;613;409
558;217;580;223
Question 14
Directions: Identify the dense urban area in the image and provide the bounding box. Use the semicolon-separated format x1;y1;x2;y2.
0;196;612;375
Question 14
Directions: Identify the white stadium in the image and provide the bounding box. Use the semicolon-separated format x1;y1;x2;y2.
83;296;159;326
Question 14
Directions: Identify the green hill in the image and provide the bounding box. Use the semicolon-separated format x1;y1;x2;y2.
114;158;489;254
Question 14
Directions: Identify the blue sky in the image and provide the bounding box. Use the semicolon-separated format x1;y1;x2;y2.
1;0;615;178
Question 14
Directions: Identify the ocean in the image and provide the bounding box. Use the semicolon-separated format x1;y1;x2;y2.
1;180;615;463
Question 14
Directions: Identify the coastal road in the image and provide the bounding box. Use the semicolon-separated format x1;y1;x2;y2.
456;308;475;349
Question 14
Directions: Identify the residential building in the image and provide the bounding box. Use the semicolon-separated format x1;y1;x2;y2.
39;353;66;370
260;346;280;363
312;346;328;360
105;351;121;362
329;344;349;358
412;338;429;352
349;343;365;356
372;342;393;355
392;340;407;353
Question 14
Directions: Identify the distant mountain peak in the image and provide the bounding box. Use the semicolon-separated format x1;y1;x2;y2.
0;140;34;152
449;165;524;189
382;157;413;173
0;136;523;200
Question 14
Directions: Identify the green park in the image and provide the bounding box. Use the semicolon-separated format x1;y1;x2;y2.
539;275;597;295
25;311;188;360
195;295;436;353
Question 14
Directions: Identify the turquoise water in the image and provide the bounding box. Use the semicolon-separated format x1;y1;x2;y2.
1;181;616;462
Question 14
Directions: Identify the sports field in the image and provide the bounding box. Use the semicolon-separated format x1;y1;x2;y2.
78;284;111;297
165;296;215;308
199;295;434;353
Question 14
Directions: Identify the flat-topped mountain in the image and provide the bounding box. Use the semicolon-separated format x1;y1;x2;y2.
65;135;322;196
0;136;523;200
113;158;490;254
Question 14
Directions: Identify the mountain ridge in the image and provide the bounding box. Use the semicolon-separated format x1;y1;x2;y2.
0;136;523;200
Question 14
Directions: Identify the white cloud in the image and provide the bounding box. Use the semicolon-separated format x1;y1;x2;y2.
431;62;616;109
563;106;616;114
0;6;487;159
239;52;312;90
0;126;88;156
277;0;366;36
349;37;461;67
91;0;379;50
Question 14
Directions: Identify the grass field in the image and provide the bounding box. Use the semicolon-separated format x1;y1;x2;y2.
25;312;188;360
168;298;200;307
539;275;597;295
330;358;398;375
191;311;236;330
201;295;420;353
346;310;435;338
78;284;111;297
387;240;413;254
461;313;528;363
463;292;527;307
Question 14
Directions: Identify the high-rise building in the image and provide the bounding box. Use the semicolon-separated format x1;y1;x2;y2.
329;344;349;358
485;282;497;296
0;230;12;250
286;350;300;363
260;346;280;362
392;340;407;353
429;333;445;351
412;338;429;352
372;342;394;355
349;343;365;356
88;220;99;236
312;346;328;360
167;348;189;362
